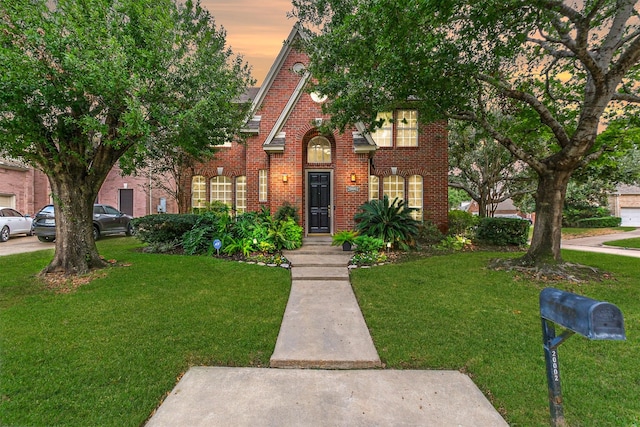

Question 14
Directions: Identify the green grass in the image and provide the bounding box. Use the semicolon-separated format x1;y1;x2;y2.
351;250;640;426
561;226;636;237
2;238;639;426
603;237;640;249
0;237;290;427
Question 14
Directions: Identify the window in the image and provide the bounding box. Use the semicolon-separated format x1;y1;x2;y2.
369;175;379;201
408;175;423;221
307;136;332;163
236;176;246;214
383;175;404;203
371;110;418;147
371;112;393;147
191;175;206;208
259;170;268;202
210;176;232;207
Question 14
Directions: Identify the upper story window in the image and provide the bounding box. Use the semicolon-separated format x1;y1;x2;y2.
307;136;332;163
371;110;418;147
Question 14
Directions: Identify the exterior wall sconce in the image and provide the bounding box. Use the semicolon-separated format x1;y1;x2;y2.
217;166;224;175
390;166;397;175
350;173;357;183
282;173;288;183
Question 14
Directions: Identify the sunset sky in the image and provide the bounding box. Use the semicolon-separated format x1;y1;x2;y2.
200;0;296;85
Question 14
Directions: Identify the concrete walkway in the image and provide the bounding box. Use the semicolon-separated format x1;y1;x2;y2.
146;237;508;426
561;228;640;258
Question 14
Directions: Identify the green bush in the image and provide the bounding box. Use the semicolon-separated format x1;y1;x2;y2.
417;220;444;245
563;205;610;227
132;214;199;244
274;201;300;224
182;211;232;255
267;217;303;250
447;210;477;237
475;217;530;246
354;196;420;250
575;216;622;228
353;235;385;253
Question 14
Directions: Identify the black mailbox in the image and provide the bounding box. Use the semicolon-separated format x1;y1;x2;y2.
540;288;626;340
539;288;625;427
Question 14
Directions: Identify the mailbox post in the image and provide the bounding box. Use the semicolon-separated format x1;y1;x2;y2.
539;288;625;427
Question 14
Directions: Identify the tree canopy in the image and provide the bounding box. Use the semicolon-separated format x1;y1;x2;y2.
0;0;254;274
292;0;640;265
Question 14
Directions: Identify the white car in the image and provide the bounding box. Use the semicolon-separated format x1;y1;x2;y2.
0;207;34;242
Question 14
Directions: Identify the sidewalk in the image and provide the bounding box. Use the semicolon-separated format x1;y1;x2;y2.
561;228;640;258
146;237;508;426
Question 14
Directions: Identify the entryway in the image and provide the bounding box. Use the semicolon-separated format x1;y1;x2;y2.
308;172;331;234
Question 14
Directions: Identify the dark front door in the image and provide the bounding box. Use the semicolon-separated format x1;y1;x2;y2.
308;172;330;233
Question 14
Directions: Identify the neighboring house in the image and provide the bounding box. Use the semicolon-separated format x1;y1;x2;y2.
184;24;449;234
0;158;49;216
609;184;640;226
0;158;177;218
466;198;532;220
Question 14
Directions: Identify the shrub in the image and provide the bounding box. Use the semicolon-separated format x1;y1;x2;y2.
267;218;303;250
182;211;232;255
274;201;300;224
575;216;622;228
447;210;477;237
416;221;444;246
354;196;420;250
436;235;473;251
475;217;530;246
353;235;385;253
132;214;199;244
563;205;610;227
331;230;358;247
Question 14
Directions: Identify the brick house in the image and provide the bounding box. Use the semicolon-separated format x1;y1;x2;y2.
184;24;449;234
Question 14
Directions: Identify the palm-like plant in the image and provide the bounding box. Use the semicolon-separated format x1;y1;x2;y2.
354;196;420;250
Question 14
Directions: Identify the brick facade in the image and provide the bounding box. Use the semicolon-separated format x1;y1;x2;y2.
187;25;449;234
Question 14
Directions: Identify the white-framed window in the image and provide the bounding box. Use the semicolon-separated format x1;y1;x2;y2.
383;175;405;203
408;175;423;221
396;110;418;147
236;176;246;214
371;110;418;147
259;169;268;202
210;176;232;207
191;175;206;208
307;136;332;163
371;112;393;147
369;175;379;201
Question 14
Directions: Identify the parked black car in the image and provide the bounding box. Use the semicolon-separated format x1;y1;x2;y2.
33;204;134;242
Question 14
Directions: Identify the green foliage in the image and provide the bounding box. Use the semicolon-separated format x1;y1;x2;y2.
350;251;388;266
331;230;359;246
132;214;199;244
416;221;445;246
192;201;231;215
475;217;530;246
182;211;231;255
353;235;385;254
448;188;470;210
274;202;300;224
447;210;478;237
575;217;622;228
267;218;303;251
436;235;473;251
563;205;611;227
354;196;420;250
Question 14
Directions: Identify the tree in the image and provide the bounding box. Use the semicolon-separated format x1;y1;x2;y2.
0;0;253;275
448;120;535;217
292;0;640;265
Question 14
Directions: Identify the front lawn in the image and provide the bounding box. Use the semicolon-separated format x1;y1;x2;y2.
0;237;291;427
2;238;638;426
561;226;636;238
603;237;640;249
351;250;640;426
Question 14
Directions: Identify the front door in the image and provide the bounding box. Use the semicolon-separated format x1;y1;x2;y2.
308;172;330;233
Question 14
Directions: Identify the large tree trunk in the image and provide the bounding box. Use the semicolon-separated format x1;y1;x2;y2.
521;169;573;265
42;172;107;275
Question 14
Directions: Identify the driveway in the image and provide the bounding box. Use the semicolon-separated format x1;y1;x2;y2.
0;235;54;257
562;228;640;258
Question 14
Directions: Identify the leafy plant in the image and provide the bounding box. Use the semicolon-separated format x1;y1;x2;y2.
274;201;300;223
436;235;473;251
268;218;303;250
353;235;384;254
447;210;478;237
354;196;420;250
331;230;359;246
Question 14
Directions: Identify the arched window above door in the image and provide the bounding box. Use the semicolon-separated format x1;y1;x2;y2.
307;136;332;164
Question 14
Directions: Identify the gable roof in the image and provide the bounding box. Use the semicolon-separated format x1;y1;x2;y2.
252;23;377;154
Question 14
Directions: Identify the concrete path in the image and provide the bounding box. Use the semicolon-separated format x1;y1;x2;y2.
562;228;640;258
270;237;381;369
146;236;508;426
